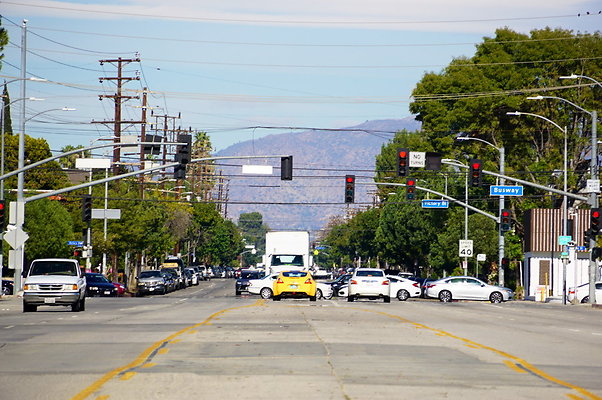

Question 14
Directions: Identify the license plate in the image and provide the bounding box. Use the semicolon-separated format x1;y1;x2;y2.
104;291;111;295
44;298;56;304
149;288;154;291
289;285;298;289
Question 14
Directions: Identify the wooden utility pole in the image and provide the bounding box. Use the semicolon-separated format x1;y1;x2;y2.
94;57;140;174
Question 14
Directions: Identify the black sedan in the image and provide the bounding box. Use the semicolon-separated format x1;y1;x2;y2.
85;273;118;297
2;279;14;295
323;274;351;297
235;269;263;295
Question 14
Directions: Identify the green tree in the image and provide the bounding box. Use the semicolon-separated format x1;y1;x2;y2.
238;212;269;266
59;145;90;169
24;199;74;260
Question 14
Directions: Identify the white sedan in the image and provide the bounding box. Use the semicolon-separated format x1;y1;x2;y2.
568;281;602;303
387;275;421;301
425;276;513;303
248;273;333;300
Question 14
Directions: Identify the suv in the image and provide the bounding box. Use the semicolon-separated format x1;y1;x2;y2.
22;258;87;312
137;270;168;296
347;268;390;303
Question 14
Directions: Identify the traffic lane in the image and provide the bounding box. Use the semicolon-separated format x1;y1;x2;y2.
0;280;238;400
70;297;600;400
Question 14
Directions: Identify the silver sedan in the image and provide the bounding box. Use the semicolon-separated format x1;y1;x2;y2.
425;276;513;303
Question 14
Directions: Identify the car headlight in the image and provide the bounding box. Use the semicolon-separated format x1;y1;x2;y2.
65;284;79;290
23;284;37;290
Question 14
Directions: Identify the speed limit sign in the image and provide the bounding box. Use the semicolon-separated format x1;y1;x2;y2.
459;240;474;257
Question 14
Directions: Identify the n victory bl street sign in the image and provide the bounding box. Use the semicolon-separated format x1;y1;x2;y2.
421;199;449;209
490;185;524;196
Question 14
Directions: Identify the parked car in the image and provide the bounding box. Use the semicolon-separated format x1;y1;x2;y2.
161;267;185;289
188;266;202;284
425;276;513;303
2;279;14;295
273;270;317;301
348;268;390;303
112;281;126;296
249;273;333;300
568;281;602;303
22;258;87;312
161;271;177;292
183;269;194;286
387;275;421;301
85;273;118;297
236;269;264;295
137;270;168;296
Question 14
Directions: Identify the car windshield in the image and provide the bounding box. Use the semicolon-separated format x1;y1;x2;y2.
282;271;308;278
30;261;78;276
86;274;110;283
356;270;384;277
271;255;304;266
140;271;162;278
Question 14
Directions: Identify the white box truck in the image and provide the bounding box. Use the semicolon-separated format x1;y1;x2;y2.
264;231;310;274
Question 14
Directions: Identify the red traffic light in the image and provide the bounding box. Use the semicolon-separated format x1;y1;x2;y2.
502;210;510;217
471;162;481;170
407;179;416;186
593;210;600;219
0;202;4;211
399;150;407;158
346;176;355;183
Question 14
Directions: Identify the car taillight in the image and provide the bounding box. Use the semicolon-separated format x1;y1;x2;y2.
382;280;389;285
350;279;357;285
427;284;436;288
305;278;313;284
569;289;575;294
276;278;283;284
412;282;420;288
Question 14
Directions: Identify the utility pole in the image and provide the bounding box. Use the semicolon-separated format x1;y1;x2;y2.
138;88;148;197
94;57;140;174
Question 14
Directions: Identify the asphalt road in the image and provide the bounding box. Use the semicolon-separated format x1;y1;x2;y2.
0;279;601;400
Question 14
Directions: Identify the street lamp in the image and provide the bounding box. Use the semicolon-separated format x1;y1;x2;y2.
559;74;602;88
507;111;569;303
457;136;506;286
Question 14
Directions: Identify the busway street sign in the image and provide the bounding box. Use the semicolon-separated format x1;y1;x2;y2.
421;199;449;209
490;185;524;196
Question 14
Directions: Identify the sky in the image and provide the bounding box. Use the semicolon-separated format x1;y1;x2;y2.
1;0;601;156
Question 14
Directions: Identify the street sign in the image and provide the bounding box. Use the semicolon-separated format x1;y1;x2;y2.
557;235;572;246
459;239;473;257
477;253;486;261
3;225;29;249
421;199;449;209
490;185;524;196
68;241;84;246
586;179;600;193
91;209;121;219
409;152;425;168
576;246;587;252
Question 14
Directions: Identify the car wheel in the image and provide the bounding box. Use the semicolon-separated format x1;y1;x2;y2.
260;287;273;299
397;289;410;301
347;295;354;302
235;289;241;296
71;298;83;312
439;290;452;302
316;289;323;299
23;302;37;312
384;296;391;303
323;290;334;300
80;297;86;311
490;292;503;303
309;295;317;302
581;296;590;304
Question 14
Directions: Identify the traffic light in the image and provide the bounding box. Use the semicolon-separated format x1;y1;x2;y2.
469;159;482;186
397;148;409;177
0;200;5;227
584;229;593;249
406;178;416;200
593;247;602;260
500;209;511;232
175;134;192;164
344;175;355;203
281;156;293;180
82;195;92;223
73;249;82;258
591;208;601;235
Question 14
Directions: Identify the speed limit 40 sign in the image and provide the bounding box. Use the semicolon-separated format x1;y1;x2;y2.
459;240;474;257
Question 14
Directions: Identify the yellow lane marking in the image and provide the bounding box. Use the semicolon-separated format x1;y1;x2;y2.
503;360;527;374
360;307;601;400
119;372;136;381
141;363;156;368
71;299;265;400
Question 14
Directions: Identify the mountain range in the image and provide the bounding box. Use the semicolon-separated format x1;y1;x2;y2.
214;117;421;234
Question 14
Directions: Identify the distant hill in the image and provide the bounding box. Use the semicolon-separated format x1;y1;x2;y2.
214;118;421;234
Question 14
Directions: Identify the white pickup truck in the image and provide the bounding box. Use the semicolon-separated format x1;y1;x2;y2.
22;258;87;312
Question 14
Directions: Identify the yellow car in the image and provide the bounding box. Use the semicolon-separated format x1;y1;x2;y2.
272;271;317;301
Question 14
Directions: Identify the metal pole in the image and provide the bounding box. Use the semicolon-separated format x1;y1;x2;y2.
15;19;27;291
589;110;598;304
499;147;506;287
102;168;108;275
464;170;468;275
562;127;568;305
